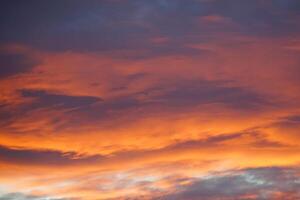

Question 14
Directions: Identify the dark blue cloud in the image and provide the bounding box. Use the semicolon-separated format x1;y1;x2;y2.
1;79;269;133
20;89;102;109
0;145;103;166
0;78;270;136
2;0;299;53
146;80;269;109
0;90;102;133
211;0;300;37
0;51;38;79
59;79;270;130
273;115;300;129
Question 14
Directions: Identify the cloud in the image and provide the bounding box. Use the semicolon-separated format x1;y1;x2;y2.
2;0;299;53
0;145;103;166
261;115;300;146
20;89;102;109
156;167;300;200
148;80;269;109
0;51;38;79
0;193;69;200
0;1;300;200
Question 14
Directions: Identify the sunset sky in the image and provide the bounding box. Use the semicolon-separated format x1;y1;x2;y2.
1;0;300;199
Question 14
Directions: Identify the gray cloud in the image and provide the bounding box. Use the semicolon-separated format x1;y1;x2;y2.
0;193;70;200
156;167;300;200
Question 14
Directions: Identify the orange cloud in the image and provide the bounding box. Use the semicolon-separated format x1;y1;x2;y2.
1;19;300;200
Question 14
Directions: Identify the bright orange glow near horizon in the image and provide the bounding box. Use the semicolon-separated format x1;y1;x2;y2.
1;1;300;199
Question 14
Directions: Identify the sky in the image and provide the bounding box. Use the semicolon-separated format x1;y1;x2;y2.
1;0;300;199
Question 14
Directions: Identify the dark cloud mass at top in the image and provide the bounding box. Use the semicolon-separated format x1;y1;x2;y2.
0;0;300;52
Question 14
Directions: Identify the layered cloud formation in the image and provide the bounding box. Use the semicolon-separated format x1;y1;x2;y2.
1;0;300;199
